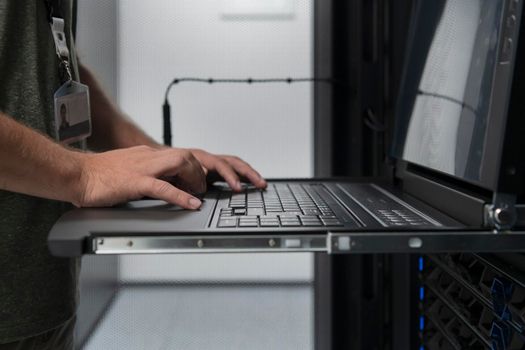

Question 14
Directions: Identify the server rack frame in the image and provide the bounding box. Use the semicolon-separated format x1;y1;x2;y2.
313;0;415;349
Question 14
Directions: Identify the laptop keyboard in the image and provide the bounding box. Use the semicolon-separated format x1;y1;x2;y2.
216;183;345;228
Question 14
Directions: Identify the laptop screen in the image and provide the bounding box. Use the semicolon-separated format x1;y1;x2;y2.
392;0;509;188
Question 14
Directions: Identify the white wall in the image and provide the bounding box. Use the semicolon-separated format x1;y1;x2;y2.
76;0;117;100
77;0;314;283
117;0;313;177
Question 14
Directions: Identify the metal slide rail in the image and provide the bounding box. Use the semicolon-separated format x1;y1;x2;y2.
89;230;525;255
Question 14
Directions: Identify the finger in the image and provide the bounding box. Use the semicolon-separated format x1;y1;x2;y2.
178;153;207;194
212;159;243;191
224;157;267;189
158;150;207;195
140;178;202;209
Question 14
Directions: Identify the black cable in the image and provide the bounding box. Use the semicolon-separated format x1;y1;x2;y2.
417;89;478;116
162;77;337;146
163;77;337;102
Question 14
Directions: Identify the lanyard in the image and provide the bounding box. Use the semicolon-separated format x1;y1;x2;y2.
44;0;73;82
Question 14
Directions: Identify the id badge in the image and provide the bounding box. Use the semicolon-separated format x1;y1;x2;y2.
54;80;91;144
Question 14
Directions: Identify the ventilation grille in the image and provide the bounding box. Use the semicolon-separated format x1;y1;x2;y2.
420;253;525;350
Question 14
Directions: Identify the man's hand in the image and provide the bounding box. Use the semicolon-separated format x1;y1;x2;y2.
190;149;267;192
0;114;266;209
76;146;206;209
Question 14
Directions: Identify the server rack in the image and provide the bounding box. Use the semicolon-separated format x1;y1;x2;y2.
313;0;525;349
313;0;414;348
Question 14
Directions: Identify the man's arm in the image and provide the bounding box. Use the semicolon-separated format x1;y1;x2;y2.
0;114;83;204
0;113;205;208
79;64;267;191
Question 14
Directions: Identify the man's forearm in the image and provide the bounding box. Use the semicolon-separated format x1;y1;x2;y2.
0;114;84;205
0;113;205;209
79;64;159;150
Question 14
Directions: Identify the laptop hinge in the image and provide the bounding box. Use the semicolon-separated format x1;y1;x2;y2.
484;192;517;231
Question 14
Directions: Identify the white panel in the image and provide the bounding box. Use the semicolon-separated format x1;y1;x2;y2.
119;253;313;283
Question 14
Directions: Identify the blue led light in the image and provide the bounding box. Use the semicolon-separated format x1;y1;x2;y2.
418;257;425;349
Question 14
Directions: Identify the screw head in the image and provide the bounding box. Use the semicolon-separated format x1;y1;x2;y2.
494;208;513;226
197;239;204;248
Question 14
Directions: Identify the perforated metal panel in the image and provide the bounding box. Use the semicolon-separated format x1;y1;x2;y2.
420;253;525;349
82;284;313;350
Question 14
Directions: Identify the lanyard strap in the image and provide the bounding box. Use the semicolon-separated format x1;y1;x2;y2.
44;0;73;82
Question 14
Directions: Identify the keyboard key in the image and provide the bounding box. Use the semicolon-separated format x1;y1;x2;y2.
280;220;301;227
260;217;279;222
279;214;299;219
239;221;258;227
280;215;301;221
247;208;265;216
221;209;233;217
239;217;259;225
260;220;279;227
300;215;322;225
321;219;343;226
302;221;322;227
299;215;320;221
280;215;299;220
248;203;264;208
234;208;246;215
218;218;238;227
266;207;282;211
230;203;246;208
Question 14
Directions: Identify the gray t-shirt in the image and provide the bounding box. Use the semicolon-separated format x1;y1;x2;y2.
0;0;81;343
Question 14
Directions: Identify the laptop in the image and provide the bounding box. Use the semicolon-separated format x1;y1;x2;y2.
49;0;525;257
